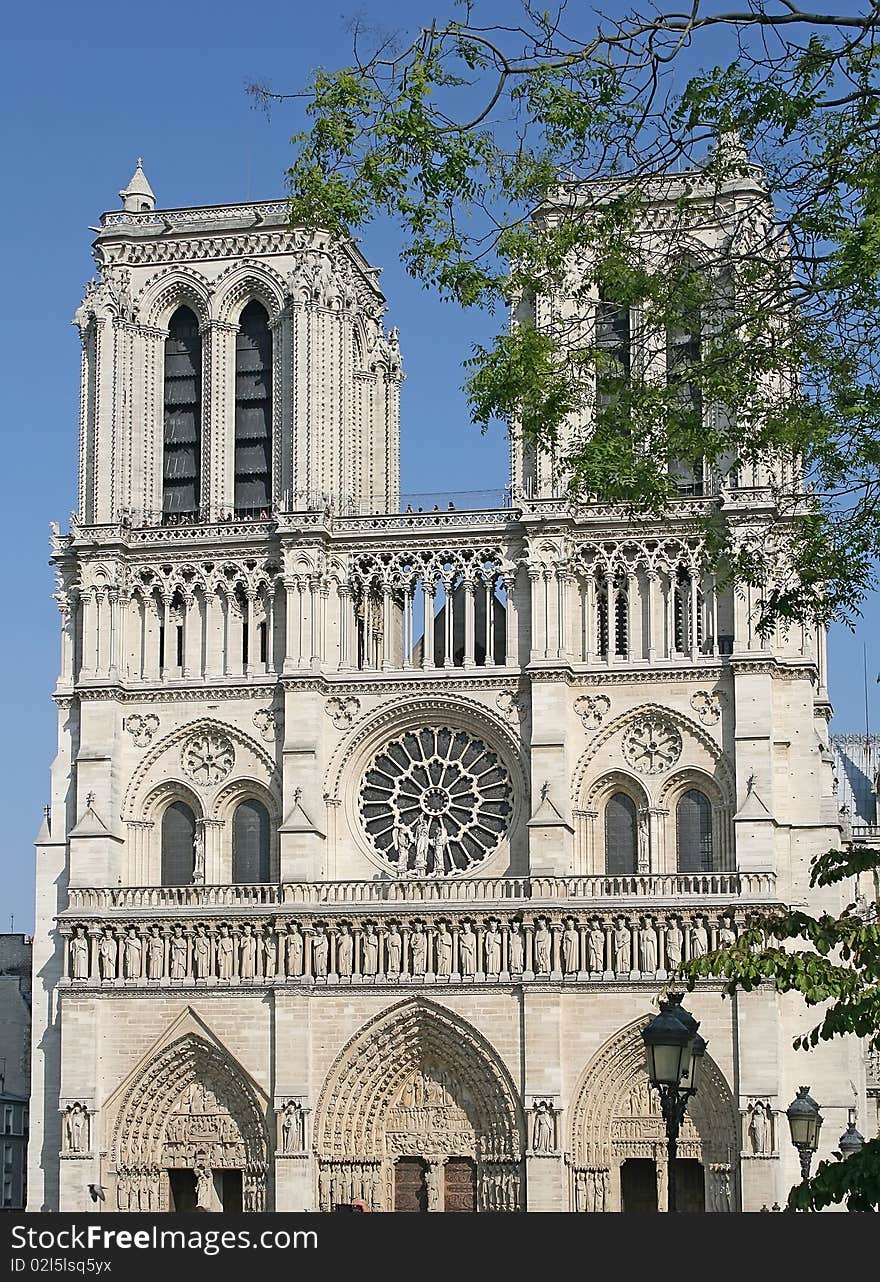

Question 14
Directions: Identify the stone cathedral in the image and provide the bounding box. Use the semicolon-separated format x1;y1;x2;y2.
29;158;868;1214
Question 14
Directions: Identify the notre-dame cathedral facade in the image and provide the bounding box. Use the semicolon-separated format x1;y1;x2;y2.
28;159;866;1213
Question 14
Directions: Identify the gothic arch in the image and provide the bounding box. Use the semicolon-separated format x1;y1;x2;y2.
140;268;212;330
568;1016;739;1211
213;261;286;324
122;716;279;822
314;998;524;1211
324;694;529;878
572;701;734;807
105;1012;270;1212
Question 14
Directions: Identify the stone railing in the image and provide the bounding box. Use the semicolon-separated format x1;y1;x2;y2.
63;871;773;916
58;904;758;991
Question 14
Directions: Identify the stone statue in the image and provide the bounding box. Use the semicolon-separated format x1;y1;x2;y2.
98;929;117;981
410;923;427;976
287;925;304;976
484;920;501;975
192;827;205;885
432;824;449;875
508;920;524;973
312;929;329;977
718;916;737;948
391;818;412;871
361;924;379;976
70;926;89;979
436;923;453;977
336;925;354;977
691;917;709;959
65;1103;86;1153
588;923;605;972
639;920;659;973
459;922;477;977
147;926;164;979
534;919;551;974
281;1100;304;1154
239;924;256;980
562;919;579;974
215;926;232;980
533;1102;554;1153
426;1163;442;1212
194;1162;213;1211
637;810;650;871
386;926;402;975
614;919;631;973
665;920;683;970
194;926;213;979
262;930;277;980
748;1100;771;1155
413;815;431;876
123;928;141;980
170;926;187;980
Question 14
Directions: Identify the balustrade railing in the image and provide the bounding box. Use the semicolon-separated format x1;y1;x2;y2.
63;871;773;915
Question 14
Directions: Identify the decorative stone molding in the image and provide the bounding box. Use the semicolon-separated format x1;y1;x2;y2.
253;707;280;742
325;696;360;730
181;731;235;787
690;689;726;725
124;713;160;748
573;693;611;730
623;716;683;775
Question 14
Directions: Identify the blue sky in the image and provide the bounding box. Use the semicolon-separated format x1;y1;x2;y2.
2;1;878;934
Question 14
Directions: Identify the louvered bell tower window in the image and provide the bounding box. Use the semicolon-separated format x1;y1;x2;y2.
162;307;202;520
234;301;272;517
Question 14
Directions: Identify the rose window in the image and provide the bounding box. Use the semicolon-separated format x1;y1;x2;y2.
622;717;682;774
359;727;513;875
181;731;235;786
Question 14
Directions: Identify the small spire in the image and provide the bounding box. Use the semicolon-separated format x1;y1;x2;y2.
119;158;156;212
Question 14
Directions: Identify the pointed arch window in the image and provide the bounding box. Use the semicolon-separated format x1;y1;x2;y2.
596;297;630;416
676;789;713;872
605;792;637;875
597;577;629;658
234;301;273;518
667;269;704;494
161;800;196;886
162;307;202;521
232;799;271;883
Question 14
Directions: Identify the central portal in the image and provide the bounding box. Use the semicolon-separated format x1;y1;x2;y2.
444;1157;476;1212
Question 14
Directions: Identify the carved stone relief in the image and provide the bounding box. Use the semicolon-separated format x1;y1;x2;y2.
125;714;160;748
573;694;611;730
180;731;235;786
623;717;683;774
325;696;360;730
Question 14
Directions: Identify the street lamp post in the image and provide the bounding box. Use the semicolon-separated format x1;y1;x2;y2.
834;1110;865;1162
642;992;706;1212
785;1086;823;1181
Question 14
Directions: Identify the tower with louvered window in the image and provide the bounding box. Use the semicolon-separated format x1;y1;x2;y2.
29;159;865;1214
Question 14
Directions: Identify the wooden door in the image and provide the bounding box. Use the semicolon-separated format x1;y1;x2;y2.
394;1158;427;1212
444;1158;476;1212
620;1158;658;1212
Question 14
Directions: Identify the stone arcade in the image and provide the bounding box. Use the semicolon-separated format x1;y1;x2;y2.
29;159;867;1212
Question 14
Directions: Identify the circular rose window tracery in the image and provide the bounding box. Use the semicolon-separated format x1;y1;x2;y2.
181;731;235;786
359;727;513;876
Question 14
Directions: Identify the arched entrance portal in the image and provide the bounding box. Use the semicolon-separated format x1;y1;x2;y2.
314;999;524;1211
568;1017;739;1212
109;1032;270;1212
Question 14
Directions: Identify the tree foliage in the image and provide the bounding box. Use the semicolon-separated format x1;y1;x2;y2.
251;0;880;631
